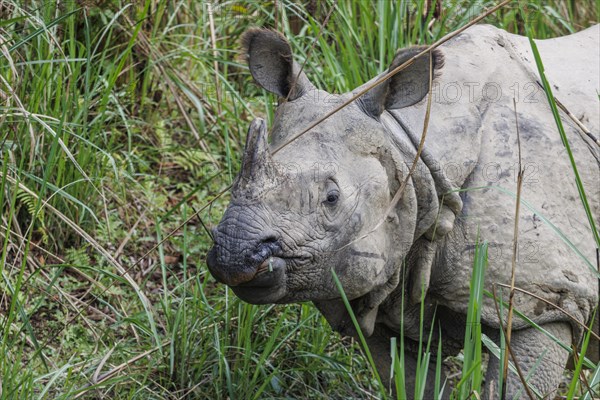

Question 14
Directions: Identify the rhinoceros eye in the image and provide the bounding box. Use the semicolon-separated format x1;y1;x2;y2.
325;190;339;205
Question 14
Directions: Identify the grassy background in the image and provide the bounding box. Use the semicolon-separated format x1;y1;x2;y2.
0;0;597;398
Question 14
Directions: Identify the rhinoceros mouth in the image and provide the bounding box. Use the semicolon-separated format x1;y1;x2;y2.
230;256;288;304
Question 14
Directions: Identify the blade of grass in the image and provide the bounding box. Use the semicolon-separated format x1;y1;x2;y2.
7;9;80;52
502;97;524;398
457;240;487;399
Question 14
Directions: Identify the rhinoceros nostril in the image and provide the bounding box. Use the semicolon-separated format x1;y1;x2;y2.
263;235;278;244
249;235;281;265
238;231;279;269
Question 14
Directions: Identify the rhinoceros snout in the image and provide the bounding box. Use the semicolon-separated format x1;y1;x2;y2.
206;231;282;287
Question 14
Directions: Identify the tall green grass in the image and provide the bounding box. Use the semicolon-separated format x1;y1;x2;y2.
0;0;597;398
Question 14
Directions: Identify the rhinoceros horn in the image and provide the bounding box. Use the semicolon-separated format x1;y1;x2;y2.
234;118;278;200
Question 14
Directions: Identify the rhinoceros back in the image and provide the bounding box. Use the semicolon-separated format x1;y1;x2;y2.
390;24;599;337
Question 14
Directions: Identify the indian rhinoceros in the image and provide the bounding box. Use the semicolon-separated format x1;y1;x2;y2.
206;24;600;398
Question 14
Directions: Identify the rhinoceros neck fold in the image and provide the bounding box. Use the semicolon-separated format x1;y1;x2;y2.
375;110;467;308
389;111;463;215
379;111;463;242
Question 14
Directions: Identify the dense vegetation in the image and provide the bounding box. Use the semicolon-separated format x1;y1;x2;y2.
0;0;597;398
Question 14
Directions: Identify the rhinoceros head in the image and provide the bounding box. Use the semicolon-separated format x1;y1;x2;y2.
207;29;443;334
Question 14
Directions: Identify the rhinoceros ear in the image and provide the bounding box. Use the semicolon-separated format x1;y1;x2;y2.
357;47;443;118
241;29;315;100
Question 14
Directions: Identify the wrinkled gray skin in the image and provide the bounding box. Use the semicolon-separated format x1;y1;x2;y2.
207;25;599;398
